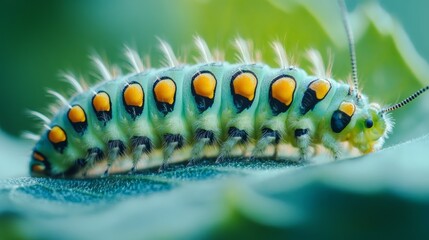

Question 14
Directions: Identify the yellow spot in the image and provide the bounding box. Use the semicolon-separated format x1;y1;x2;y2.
271;77;296;106
33;152;45;162
154;78;176;105
31;164;45;172
309;79;331;100
339;101;355;117
48;126;67;144
232;72;257;101
92;92;111;112
193;73;216;99
124;83;144;107
68;105;86;123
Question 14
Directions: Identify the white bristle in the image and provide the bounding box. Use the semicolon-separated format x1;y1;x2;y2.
271;41;289;68
28;110;51;124
158;38;178;67
124;45;144;73
91;55;113;80
234;38;253;64
306;49;326;78
194;36;213;63
22;131;40;141
47;90;71;108
62;73;84;93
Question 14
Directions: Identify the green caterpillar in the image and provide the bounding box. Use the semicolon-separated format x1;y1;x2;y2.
26;1;429;178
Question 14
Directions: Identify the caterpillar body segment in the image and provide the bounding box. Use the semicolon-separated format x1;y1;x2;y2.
216;64;266;162
299;81;351;159
148;67;191;171
252;67;303;159
183;63;223;165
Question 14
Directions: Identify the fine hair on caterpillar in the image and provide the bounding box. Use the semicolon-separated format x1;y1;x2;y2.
26;0;429;178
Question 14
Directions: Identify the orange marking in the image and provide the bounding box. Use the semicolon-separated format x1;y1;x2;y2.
309;79;331;100
32;164;45;172
232;72;257;101
193;73;216;99
124;83;144;107
48;126;67;144
68;105;86;123
92;92;111;112
271;77;296;106
339;101;355;117
33;152;45;162
154;78;176;104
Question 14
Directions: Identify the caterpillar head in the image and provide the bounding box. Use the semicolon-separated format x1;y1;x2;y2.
344;85;428;154
348;101;393;154
337;0;428;153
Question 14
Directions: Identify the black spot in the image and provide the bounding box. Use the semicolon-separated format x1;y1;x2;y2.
48;136;67;154
195;129;215;144
153;77;176;116
131;136;153;153
230;70;258;113
95;111;112;125
331;110;352;133
299;79;330;115
269;97;289;116
123;81;144;120
299;88;318;115
62;160;82;177
232;95;253;114
87;147;104;161
77;158;87;167
71;121;88;135
269;75;295;115
261;128;281;144
365;119;374;128
193;95;212;113
92;91;112;125
228;127;248;143
164;134;184;149
295;129;309;137
191;71;216;113
108;140;126;156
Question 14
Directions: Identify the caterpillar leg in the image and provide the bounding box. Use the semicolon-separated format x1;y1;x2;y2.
81;148;103;177
240;145;248;158
295;128;311;161
103;140;126;176
273;144;279;159
216;127;248;163
250;128;280;161
129;136;152;173
159;134;184;172
321;134;342;160
188;129;215;166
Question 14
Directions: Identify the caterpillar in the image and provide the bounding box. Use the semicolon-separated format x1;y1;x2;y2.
26;0;429;178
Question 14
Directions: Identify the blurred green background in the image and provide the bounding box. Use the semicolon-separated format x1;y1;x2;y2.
1;1;429;239
0;0;428;140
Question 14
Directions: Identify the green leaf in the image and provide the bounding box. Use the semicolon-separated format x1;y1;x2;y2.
1;135;429;239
